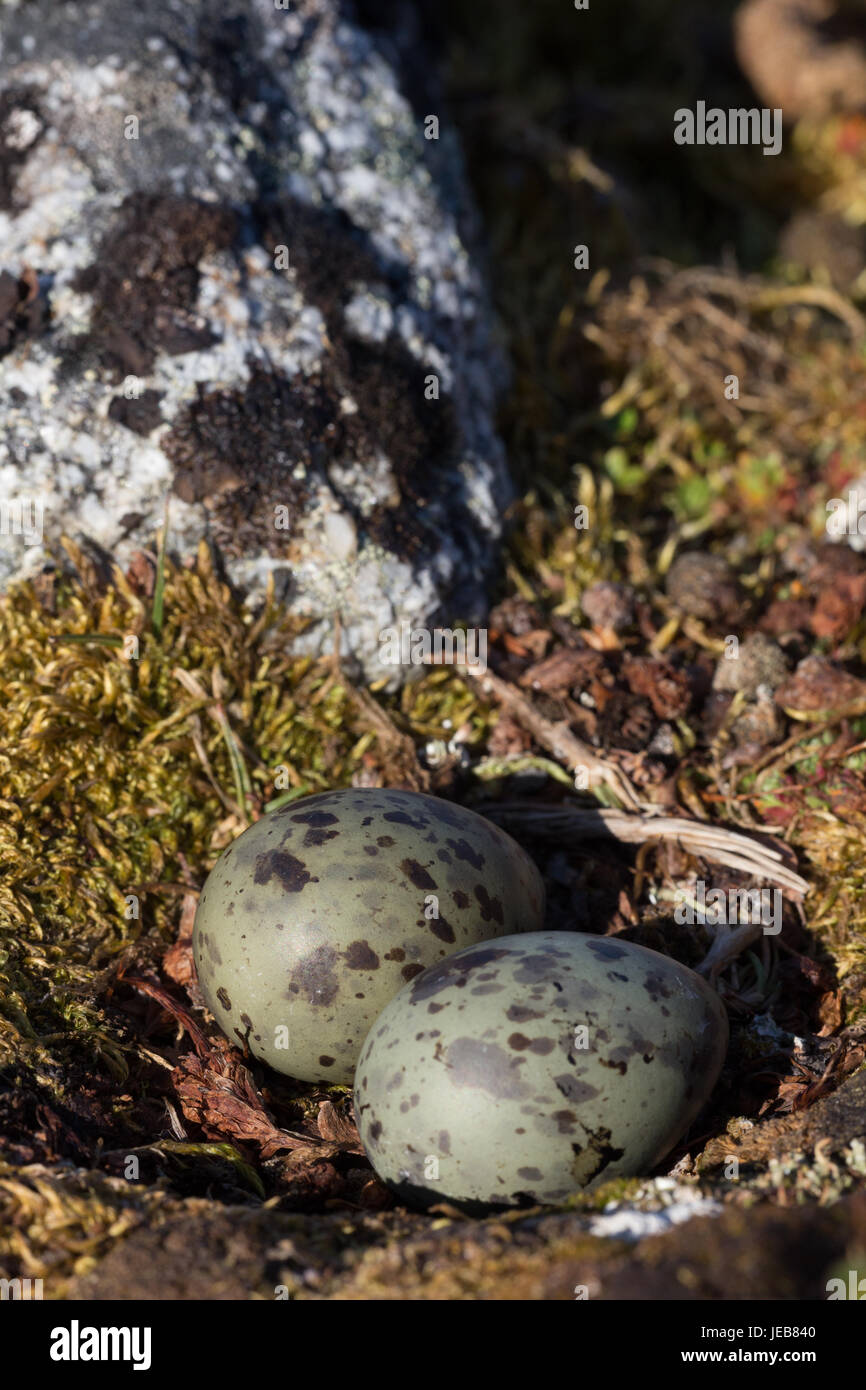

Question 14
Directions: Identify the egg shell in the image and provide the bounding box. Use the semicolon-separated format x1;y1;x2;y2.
192;788;545;1083
354;930;728;1210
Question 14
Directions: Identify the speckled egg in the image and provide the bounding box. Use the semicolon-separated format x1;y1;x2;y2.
354;930;728;1210
193;789;545;1084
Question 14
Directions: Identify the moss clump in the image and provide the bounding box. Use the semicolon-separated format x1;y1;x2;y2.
0;537;489;1120
0;1156;158;1296
558;1175;645;1213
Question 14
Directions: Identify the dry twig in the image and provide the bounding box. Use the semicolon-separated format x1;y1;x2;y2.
458;664;642;809
482;802;809;898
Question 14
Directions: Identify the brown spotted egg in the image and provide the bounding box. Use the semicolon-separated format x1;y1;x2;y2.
354;930;728;1211
192;789;545;1083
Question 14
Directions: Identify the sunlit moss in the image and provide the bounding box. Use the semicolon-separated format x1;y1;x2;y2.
0;540;491;1093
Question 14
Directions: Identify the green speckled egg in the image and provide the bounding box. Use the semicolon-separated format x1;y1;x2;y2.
193;789;545;1083
354;930;728;1211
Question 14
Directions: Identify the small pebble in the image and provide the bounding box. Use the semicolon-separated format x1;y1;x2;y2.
581;581;634;632
713;633;789;698
666;552;741;624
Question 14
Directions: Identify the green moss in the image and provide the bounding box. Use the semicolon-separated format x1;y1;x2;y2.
558;1175;645;1212
0;539;491;1107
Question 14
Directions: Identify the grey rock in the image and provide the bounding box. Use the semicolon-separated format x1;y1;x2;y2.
729;692;786;751
0;0;509;682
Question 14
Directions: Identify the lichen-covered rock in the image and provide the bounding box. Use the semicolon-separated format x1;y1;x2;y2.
0;0;509;681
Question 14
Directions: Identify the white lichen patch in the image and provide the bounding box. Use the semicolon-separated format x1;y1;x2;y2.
585;1178;724;1242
